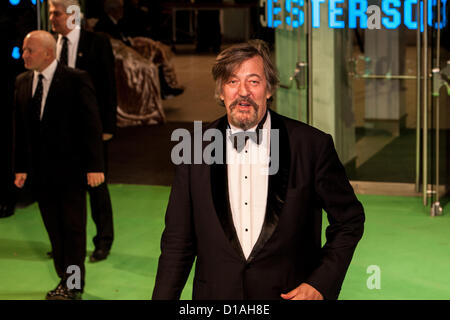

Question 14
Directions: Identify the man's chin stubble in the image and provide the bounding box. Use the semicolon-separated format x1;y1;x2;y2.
231;113;257;131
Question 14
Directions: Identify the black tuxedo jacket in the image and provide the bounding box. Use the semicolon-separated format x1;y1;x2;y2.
14;63;104;188
152;110;365;300
75;29;117;135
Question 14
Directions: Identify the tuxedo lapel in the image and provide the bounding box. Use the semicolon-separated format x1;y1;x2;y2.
40;64;64;125
210;116;246;261
247;110;291;263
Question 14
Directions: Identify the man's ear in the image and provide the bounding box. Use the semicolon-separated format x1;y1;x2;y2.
45;48;52;59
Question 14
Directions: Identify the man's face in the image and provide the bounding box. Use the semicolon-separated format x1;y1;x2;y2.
220;56;272;131
22;36;48;71
49;4;71;35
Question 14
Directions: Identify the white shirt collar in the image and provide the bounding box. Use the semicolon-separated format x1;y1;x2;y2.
229;122;258;134
34;59;58;81
59;26;81;45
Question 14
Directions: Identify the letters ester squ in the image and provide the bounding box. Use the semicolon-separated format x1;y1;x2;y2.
260;0;448;31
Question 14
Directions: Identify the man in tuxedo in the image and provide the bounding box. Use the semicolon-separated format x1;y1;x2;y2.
48;0;116;262
152;40;365;300
14;31;104;300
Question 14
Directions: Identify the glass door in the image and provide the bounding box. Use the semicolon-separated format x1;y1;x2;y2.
428;0;449;214
270;0;449;212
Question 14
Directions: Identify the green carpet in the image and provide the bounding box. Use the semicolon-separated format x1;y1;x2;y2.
0;184;449;300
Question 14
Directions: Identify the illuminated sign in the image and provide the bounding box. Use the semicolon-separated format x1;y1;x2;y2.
9;0;43;5
12;47;21;60
260;0;447;30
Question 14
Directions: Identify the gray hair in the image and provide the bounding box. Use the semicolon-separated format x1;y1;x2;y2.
49;0;80;10
27;30;57;56
212;40;279;106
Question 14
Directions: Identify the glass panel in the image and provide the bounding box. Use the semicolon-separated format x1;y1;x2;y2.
275;28;308;122
270;0;448;194
430;0;449;206
343;2;422;183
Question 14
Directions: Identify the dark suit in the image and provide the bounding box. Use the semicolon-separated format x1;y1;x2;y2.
74;29;116;251
14;63;104;288
76;30;117;135
152;110;365;300
94;14;131;46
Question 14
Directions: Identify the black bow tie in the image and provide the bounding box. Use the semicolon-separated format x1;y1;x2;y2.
229;131;260;152
228;111;268;153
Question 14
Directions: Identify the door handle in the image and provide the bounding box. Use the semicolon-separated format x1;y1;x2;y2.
432;61;450;97
279;62;307;89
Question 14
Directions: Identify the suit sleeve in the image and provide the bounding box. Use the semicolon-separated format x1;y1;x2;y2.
78;71;104;173
97;34;117;135
152;163;197;300
305;134;365;300
13;77;30;174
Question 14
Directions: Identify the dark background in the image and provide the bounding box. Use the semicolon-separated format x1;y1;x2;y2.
0;2;37;210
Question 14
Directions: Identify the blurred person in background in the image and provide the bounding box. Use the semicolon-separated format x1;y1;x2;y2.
48;0;116;262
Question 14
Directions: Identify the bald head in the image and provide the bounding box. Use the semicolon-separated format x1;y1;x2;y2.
22;31;57;72
26;31;57;53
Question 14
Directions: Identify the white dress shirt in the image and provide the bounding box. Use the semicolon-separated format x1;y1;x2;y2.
227;112;271;259
32;59;58;120
56;27;81;68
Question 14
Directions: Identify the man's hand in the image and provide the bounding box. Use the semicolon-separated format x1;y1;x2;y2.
87;172;105;187
102;133;113;141
14;173;27;188
281;283;324;300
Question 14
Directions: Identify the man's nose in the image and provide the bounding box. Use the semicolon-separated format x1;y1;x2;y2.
238;82;249;97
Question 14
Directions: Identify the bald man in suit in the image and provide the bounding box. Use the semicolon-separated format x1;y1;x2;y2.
14;31;104;300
